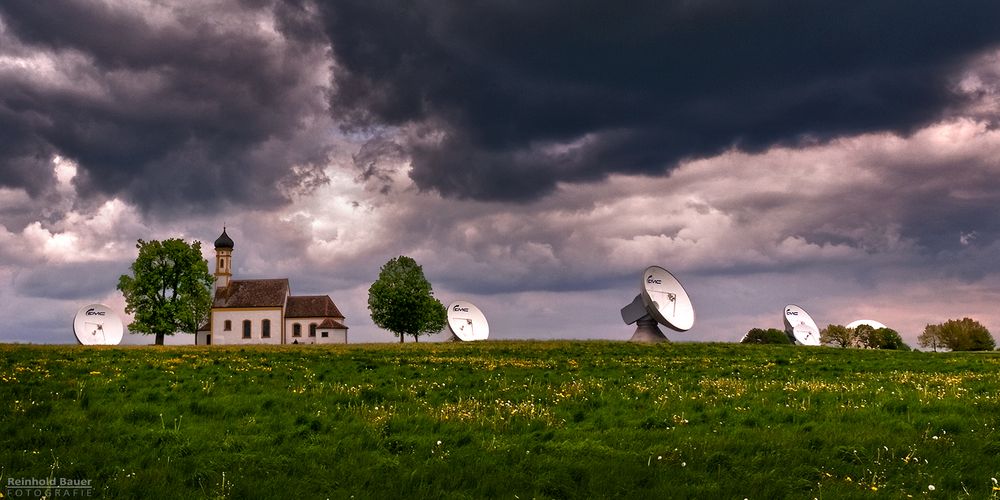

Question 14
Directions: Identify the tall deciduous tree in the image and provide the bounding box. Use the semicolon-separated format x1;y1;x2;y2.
821;324;854;348
917;324;942;352
368;256;447;343
919;318;995;351
117;239;213;345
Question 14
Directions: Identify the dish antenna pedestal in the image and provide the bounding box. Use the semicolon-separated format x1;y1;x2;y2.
621;294;669;343
620;266;694;342
631;316;669;343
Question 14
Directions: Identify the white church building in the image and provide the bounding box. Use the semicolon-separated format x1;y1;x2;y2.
195;228;348;345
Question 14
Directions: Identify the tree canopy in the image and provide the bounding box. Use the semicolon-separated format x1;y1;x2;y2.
368;256;447;343
117;238;213;345
919;318;996;351
821;324;854;348
741;328;792;344
856;327;910;350
820;324;910;350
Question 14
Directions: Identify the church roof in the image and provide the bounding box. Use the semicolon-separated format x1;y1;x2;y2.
214;228;234;249
318;318;348;330
214;279;289;308
285;295;344;319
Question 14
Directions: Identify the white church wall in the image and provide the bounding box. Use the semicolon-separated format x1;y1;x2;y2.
316;328;348;344
286;318;316;344
213;309;284;345
285;317;347;344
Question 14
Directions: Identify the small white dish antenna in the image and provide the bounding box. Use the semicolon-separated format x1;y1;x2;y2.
446;300;489;341
620;265;695;342
846;319;887;330
72;303;124;345
783;304;820;346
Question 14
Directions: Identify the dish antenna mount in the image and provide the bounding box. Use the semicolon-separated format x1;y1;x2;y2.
72;303;124;345
446;300;490;341
783;304;820;346
620;266;695;343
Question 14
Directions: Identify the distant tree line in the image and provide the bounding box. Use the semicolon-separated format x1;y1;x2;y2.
740;328;793;345
917;318;995;352
814;318;996;351
818;324;910;350
740;323;919;350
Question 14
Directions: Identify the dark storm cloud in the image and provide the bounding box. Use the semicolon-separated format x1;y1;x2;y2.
14;261;128;300
352;136;404;194
318;0;1000;201
0;0;332;214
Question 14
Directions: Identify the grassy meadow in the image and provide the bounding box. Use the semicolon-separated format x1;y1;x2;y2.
2;341;1000;499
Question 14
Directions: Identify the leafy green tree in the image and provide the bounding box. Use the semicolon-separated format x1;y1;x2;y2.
878;328;910;350
921;318;995;351
821;324;854;348
117;239;213;345
852;324;876;348
368;256;447;343
741;328;792;344
857;327;910;350
917;324;942;352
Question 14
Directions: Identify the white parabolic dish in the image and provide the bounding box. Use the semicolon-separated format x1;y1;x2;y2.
846;319;887;330
639;266;694;332
72;303;124;345
783;304;820;346
446;300;489;341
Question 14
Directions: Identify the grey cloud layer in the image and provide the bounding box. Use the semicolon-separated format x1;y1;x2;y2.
320;0;1000;201
330;122;1000;296
0;0;332;215
4;1;1000;212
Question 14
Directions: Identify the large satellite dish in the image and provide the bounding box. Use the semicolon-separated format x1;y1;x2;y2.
72;303;124;345
783;304;820;346
846;319;887;330
446;300;489;341
620;265;695;342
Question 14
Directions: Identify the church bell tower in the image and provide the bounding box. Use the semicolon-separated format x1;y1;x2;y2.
213;227;234;292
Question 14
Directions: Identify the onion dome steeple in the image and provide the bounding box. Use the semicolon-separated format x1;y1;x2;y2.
213;227;234;291
215;227;234;249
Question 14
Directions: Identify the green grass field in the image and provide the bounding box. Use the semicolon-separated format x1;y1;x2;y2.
2;341;1000;499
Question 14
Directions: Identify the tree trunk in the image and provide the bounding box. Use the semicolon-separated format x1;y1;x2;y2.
155;333;165;345
399;334;404;344
414;335;419;343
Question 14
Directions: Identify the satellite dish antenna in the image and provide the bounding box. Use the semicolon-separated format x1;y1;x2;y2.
783;304;820;346
72;303;124;345
620;265;695;342
446;300;489;341
846;319;887;330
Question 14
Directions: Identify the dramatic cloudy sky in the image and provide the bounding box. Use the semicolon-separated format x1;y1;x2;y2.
3;1;1000;346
